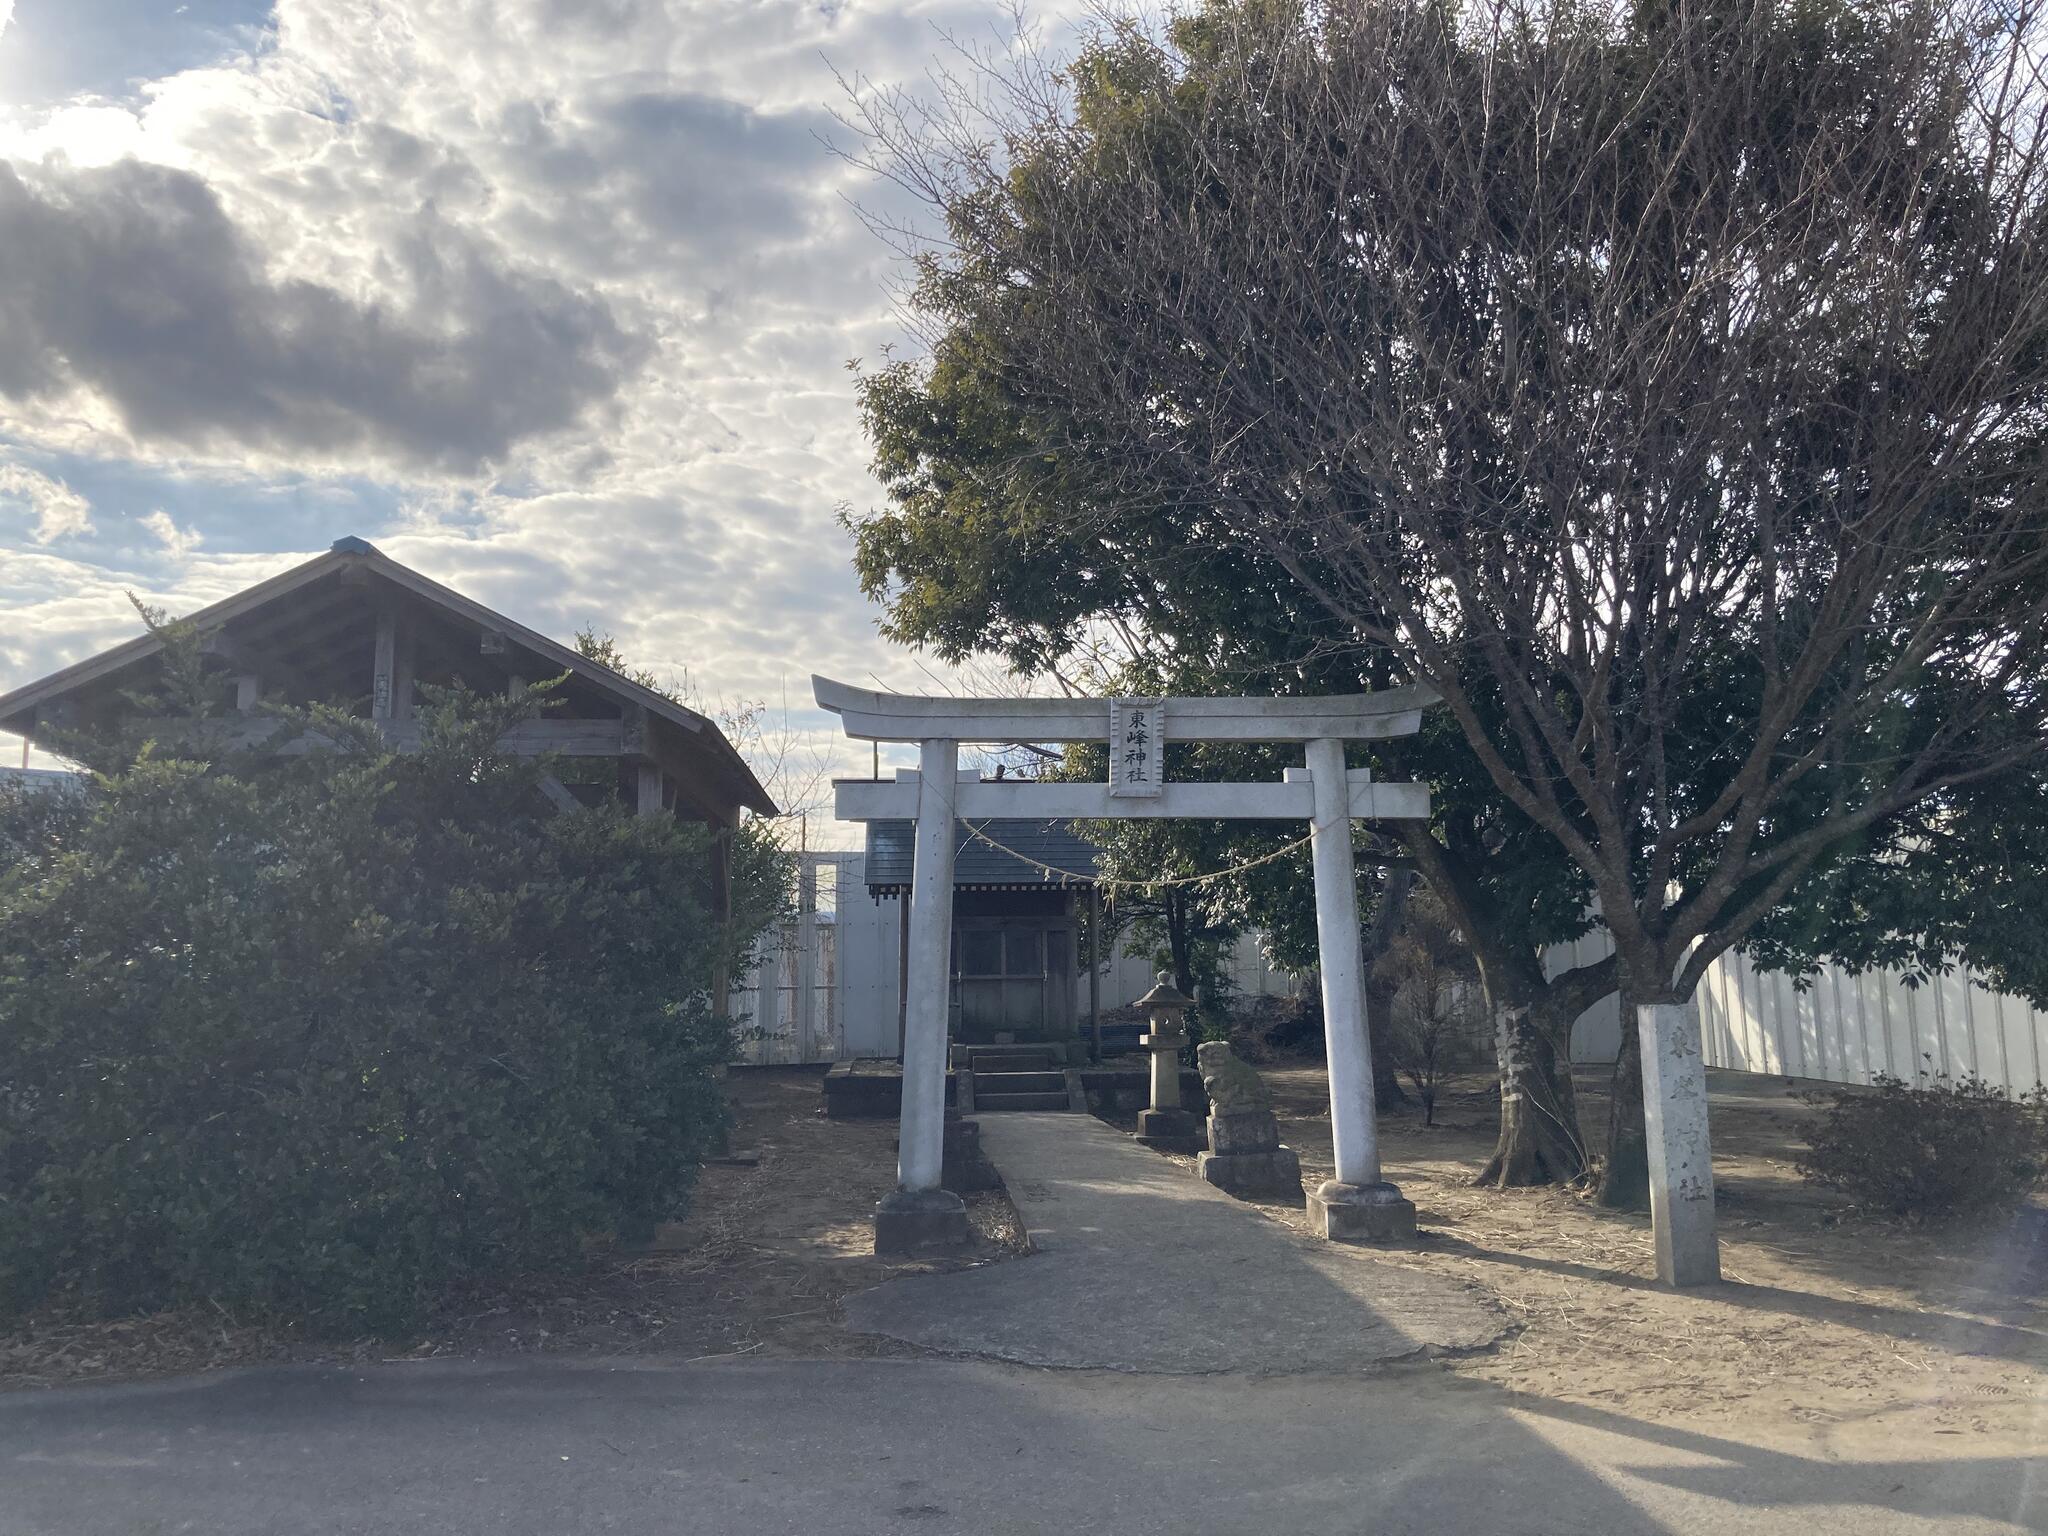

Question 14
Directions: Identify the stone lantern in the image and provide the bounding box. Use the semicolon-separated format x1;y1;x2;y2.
1133;972;1203;1152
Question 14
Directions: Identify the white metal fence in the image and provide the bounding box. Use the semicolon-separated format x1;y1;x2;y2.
1547;930;2048;1097
730;854;1307;1064
1094;929;1307;1011
1698;947;2048;1096
729;854;841;1066
736;855;2048;1092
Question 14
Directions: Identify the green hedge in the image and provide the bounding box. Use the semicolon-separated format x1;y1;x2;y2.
0;688;784;1331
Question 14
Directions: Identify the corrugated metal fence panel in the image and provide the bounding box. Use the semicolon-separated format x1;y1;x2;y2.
731;853;843;1066
1545;932;1625;1063
1093;930;1305;1013
836;854;904;1060
826;878;1315;1059
1548;929;2046;1095
1689;946;2047;1096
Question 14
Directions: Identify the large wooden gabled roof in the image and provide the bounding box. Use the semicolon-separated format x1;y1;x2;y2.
0;537;777;818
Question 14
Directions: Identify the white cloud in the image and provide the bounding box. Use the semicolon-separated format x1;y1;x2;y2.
0;103;147;167
140;508;203;559
0;458;92;542
0;159;647;471
0;3;13;42
0;0;1087;840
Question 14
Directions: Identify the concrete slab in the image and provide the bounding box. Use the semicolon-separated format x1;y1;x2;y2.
842;1113;1505;1372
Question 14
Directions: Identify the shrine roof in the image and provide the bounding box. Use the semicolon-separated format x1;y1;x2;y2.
863;817;1101;894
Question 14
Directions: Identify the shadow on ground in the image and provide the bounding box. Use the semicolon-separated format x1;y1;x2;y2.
0;1355;2038;1535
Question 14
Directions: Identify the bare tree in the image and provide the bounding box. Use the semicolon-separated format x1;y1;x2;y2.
1383;888;1491;1126
851;0;2048;1196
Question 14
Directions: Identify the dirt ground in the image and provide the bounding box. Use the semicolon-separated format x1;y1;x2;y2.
0;1069;1022;1390
1230;1063;2048;1436
9;1061;2046;1446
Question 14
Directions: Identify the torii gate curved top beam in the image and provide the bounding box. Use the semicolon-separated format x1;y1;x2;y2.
811;675;1439;744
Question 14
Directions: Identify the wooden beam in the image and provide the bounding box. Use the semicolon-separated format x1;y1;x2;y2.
832;775;1431;823
637;762;666;817
0;546;361;725
620;703;648;758
217;582;361;661
371;610;398;723
711;826;734;1021
138;720;359;756
794;858;818;1060
199;628;315;706
139;715;628;757
538;774;582;814
643;715;741;827
392;618;416;720
407;718;627;755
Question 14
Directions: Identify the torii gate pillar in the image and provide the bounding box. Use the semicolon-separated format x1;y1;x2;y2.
1304;736;1416;1240
875;737;973;1257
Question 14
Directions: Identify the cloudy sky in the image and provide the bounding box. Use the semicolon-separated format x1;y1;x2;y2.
0;0;1061;828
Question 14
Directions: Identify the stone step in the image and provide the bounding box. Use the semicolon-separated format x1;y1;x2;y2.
974;1091;1074;1112
958;1052;1057;1073
973;1070;1067;1094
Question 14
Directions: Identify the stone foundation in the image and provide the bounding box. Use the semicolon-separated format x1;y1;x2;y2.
1134;1106;1204;1153
1199;1146;1304;1198
1196;1109;1305;1199
1307;1180;1417;1243
822;1060;958;1120
875;1187;972;1257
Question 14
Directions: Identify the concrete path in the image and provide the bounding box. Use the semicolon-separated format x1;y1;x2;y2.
4;1356;2038;1535
842;1113;1504;1372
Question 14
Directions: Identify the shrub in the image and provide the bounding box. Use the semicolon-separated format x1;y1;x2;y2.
1796;1072;2048;1224
0;686;783;1332
1259;994;1326;1058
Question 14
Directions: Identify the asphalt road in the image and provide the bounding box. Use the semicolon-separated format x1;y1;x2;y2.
2;1357;2038;1535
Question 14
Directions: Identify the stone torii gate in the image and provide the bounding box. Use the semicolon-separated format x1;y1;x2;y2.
816;677;1438;1256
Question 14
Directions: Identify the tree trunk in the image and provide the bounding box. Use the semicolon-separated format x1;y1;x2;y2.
1165;893;1195;1001
1474;997;1587;1187
1366;970;1409;1112
1596;988;1651;1208
1364;867;1415;1113
1390;824;1608;1189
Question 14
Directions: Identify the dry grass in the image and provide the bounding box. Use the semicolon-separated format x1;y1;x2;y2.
1234;1064;2048;1434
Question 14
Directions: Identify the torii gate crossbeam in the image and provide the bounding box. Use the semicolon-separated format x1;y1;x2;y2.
816;676;1435;1256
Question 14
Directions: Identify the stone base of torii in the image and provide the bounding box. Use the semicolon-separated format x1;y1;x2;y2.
814;677;1720;1287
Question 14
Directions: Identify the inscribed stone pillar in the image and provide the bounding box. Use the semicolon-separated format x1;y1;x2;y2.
1640;997;1721;1286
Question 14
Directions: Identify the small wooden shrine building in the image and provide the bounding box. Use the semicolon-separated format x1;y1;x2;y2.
0;537;776;997
862;815;1102;1053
